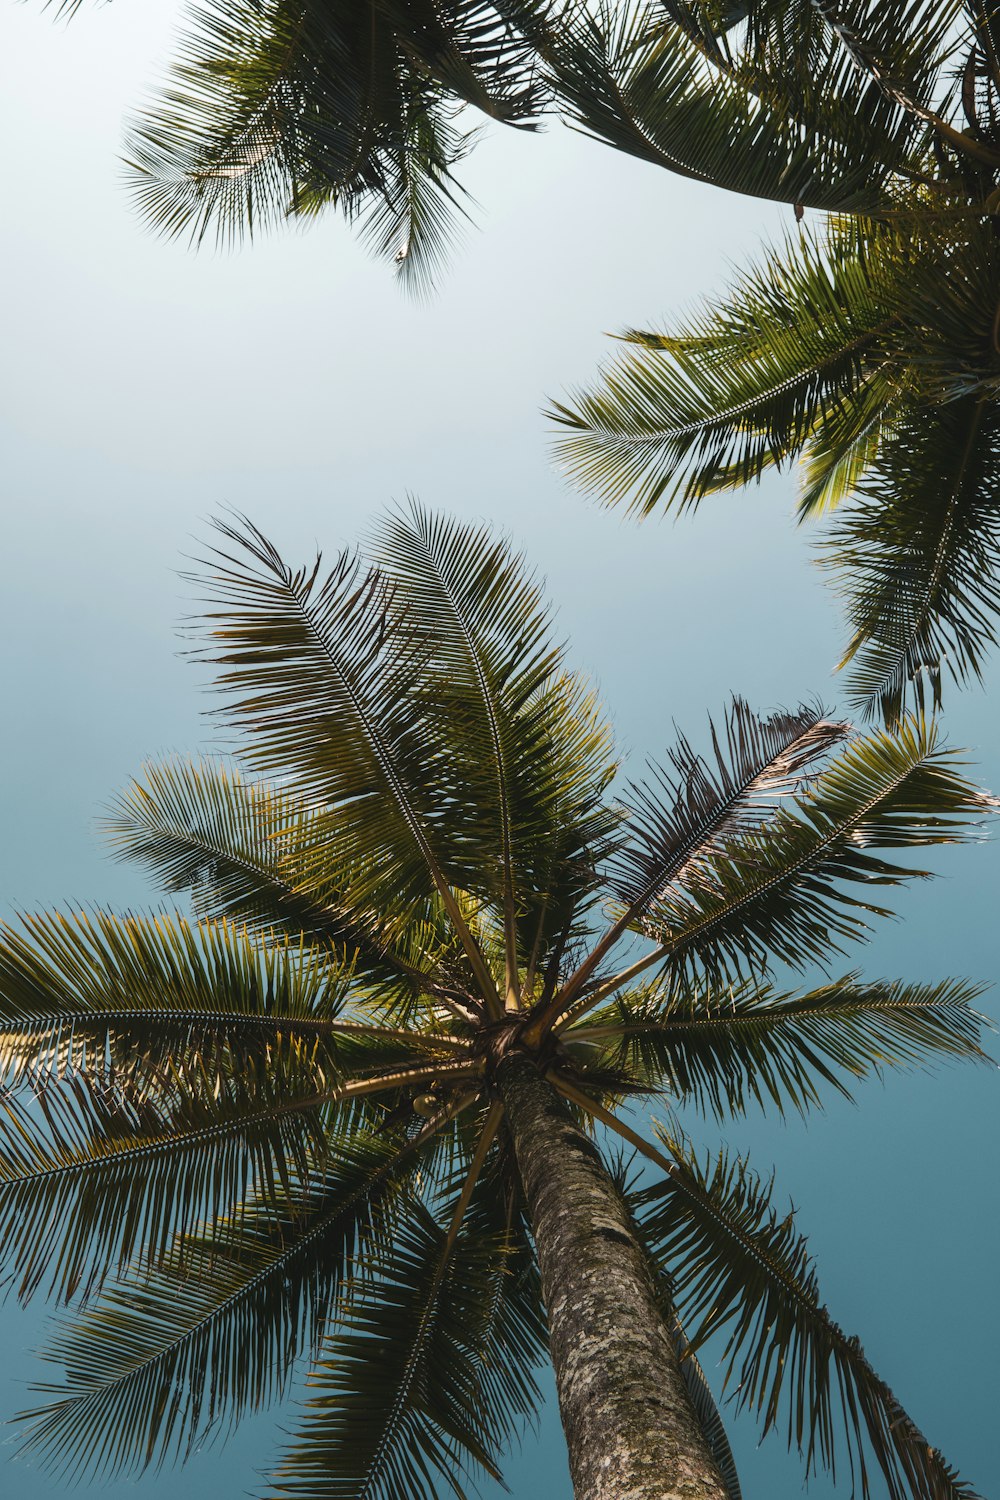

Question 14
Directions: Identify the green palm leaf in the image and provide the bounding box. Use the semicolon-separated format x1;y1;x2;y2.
371;501;615;997
0;909;356;1085
0;908;462;1090
608;698;846;918
544;2;927;212
16;1126;433;1478
827;396;1000;722
548;223;895;514
124;0;547;286
0;1054;327;1302
636;1133;982;1500
547;698;844;1024
266;1185;546;1499
103;757;442;1007
194;514;505;1007
567;973;990;1115
642;716;995;982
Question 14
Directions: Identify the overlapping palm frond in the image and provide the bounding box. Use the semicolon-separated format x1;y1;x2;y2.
266;1170;546;1500
102;757;449;1011
0;908;460;1090
549;222;898;515
634;1132;982;1500
0;902;485;1306
541;698;846;1026
124;0;552;287
16;1127;418;1478
828;396;1000;722
193;515;511;1011
0;1048;329;1303
546;0;1000;718
638;717;994;982
371;501;617;1000
606;697;847;915
555;713;993;1014
543;0;937;212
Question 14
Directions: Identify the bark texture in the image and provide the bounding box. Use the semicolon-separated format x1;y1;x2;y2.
498;1053;728;1500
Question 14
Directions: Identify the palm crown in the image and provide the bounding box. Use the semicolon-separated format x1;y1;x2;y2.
0;507;992;1499
548;0;1000;722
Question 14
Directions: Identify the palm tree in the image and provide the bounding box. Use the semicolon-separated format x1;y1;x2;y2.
0;506;992;1500
547;0;1000;721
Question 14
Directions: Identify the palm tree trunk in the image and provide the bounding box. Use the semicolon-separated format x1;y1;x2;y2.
497;1052;728;1500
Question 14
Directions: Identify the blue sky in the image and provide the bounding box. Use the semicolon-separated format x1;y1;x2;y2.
0;4;997;1497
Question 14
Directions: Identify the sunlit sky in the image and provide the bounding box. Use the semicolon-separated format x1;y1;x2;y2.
1;4;997;1497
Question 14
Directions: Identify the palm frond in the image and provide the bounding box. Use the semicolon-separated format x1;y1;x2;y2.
125;0;546;285
0;907;464;1096
0;908;360;1087
636;1133;982;1499
827;396;1000;722
639;716;996;983
350;101;473;300
796;367;891;517
548;222;895;515
567;973;990;1116
16;1127;417;1478
0;1054;329;1302
608;698;847;921
540;699;845;1034
372;502;616;996
103;757;437;1005
193;514;501;1008
266;1180;546;1499
545;1;927;212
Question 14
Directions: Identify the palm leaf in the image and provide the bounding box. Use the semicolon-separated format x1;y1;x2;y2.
103;757;441;1006
544;699;844;1033
639;716;996;983
0;909;359;1086
0;1054;328;1302
193;514;502;1007
545;1;926;212
372;502;610;997
827;396;1000;722
0;908;464;1094
548;223;896;515
567;973;990;1116
266;1180;546;1499
16;1127;417;1478
636;1133;982;1500
350;101;473;299
125;0;546;284
607;698;847;919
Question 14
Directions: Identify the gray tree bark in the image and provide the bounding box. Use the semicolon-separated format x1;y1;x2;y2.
497;1052;728;1500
